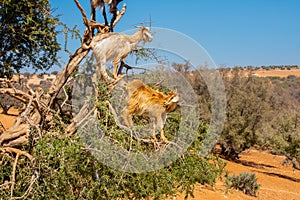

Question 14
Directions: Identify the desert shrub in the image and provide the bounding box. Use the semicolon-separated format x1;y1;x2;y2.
226;172;260;196
269;127;300;169
0;131;226;199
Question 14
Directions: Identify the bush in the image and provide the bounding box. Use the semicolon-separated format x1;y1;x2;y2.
0;78;227;199
0;134;227;199
226;172;260;196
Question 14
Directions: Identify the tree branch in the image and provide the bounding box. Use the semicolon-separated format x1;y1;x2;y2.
10;153;19;198
0;147;33;161
112;3;126;28
66;102;96;136
74;0;89;28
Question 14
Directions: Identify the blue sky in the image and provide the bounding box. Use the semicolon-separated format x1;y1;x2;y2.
50;0;300;68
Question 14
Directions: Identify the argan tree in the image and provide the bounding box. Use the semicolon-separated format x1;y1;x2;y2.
0;0;61;78
0;0;124;175
0;0;125;145
219;70;273;159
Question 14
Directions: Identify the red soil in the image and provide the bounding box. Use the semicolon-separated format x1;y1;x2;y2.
173;149;300;200
0;108;18;132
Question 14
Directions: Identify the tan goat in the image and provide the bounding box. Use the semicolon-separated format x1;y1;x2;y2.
122;79;179;142
91;26;153;82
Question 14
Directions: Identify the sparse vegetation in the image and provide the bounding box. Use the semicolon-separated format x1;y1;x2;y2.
226;172;260;196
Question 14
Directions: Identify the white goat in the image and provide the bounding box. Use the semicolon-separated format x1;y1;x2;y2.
90;0;122;32
91;26;153;81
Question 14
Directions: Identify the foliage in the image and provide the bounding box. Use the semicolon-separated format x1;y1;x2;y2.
219;72;274;159
0;0;61;78
226;172;260;196
0;77;227;199
267;111;300;168
0;127;226;199
215;69;300;161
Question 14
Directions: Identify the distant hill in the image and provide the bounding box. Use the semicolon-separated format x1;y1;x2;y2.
252;68;300;78
220;65;300;78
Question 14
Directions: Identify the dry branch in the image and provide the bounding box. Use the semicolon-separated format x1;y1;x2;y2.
0;123;30;146
74;0;89;27
0;121;6;132
112;3;126;28
106;100;128;130
10;170;39;200
0;88;33;108
0;147;33;161
66;102;96;136
0;88;43;147
47;48;90;106
10;154;19;198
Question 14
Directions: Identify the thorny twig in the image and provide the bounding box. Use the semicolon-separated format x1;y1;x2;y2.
11;170;39;200
10;153;19;198
21;98;42;137
105;100;128;130
66;104;97;136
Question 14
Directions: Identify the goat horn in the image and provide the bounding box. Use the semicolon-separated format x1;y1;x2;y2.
149;15;152;31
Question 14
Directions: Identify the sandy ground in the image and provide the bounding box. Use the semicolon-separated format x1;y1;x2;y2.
253;69;300;78
173;149;300;200
1;110;299;200
0;108;18;131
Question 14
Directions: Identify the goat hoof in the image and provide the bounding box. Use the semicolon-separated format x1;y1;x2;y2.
161;137;169;143
152;136;158;143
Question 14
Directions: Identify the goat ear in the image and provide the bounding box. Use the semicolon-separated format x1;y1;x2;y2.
171;95;179;103
135;25;142;29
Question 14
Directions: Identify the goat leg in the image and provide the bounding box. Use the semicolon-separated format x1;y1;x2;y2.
152;121;158;142
97;59;112;82
118;61;147;76
121;108;132;127
157;115;168;142
110;12;118;32
109;0;123;32
102;6;109;27
118;61;134;75
160;129;168;143
117;60;125;75
91;5;96;36
113;60;126;79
